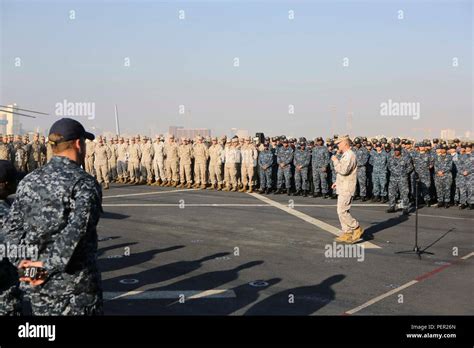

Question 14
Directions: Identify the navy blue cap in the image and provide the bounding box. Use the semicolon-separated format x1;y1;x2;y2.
0;160;18;183
49;118;94;142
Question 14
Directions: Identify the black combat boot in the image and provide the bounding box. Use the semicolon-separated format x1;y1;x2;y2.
402;208;409;215
371;195;379;202
294;189;301;196
437;202;443;208
265;188;271;194
287;188;291;196
459;204;467;210
303;190;308;197
323;193;329;199
386;206;396;213
444;202;450;209
258;188;265;194
331;194;337;199
381;196;388;203
469;204;474;210
361;196;367;202
274;188;282;195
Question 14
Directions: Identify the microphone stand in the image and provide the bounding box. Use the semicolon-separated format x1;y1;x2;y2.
395;173;434;259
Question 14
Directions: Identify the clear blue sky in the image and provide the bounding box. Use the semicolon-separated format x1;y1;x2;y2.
0;0;472;139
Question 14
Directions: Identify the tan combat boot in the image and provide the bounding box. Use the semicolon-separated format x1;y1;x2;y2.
222;185;230;192
335;232;353;243
350;226;365;244
200;184;207;189
248;185;253;193
104;182;110;190
217;183;223;191
239;185;247;193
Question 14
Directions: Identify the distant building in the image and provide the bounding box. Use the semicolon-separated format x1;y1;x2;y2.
169;126;184;138
0;113;7;135
176;128;211;140
0;104;23;135
440;129;456;140
235;129;249;138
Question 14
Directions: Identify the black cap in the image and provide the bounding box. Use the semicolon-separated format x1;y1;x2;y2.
0;160;18;183
394;146;402;152
49;118;95;142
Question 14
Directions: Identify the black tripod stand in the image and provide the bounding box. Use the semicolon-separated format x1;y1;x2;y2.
395;173;434;259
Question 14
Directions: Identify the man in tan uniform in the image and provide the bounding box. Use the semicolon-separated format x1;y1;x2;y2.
141;136;155;185
128;137;142;184
223;138;241;192
240;136;258;193
208;137;224;190
94;137;111;189
178;137;193;188
40;135;47;166
153;135;166;186
331;136;364;243
116;137;129;183
108;138;118;183
193;136;209;189
0;135;12;162
27;133;46;172
85;139;95;176
164;135;179;187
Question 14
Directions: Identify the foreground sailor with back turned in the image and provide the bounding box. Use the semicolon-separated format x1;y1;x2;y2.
2;118;103;315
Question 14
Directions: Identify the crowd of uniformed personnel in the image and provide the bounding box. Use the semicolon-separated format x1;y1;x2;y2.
1;132;472;213
0;133;48;175
80;133;474;213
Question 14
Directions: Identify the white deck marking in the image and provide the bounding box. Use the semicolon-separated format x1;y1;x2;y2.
461;251;474;260
103;188;198;199
248;193;380;249
104;290;236;300
417;214;473;221
345;251;473;314
345;280;418;314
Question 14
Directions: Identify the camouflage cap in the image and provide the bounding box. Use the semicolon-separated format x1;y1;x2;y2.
334;135;351;145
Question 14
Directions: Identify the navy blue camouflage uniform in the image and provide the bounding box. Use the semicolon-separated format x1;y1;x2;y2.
454;153;470;206
433;154;453;203
369;150;388;198
0;200;22;316
276;146;294;189
411;151;433;204
258;148;274;190
294;147;311;191
355;146;369;197
387;153;413;209
2;156;103;315
311;146;330;195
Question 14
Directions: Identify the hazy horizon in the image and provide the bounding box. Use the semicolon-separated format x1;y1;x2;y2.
1;0;472;139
